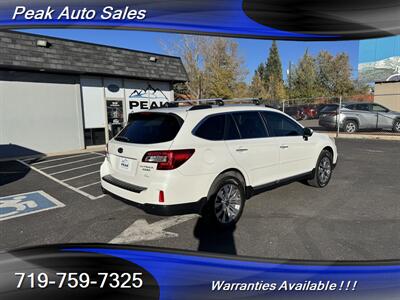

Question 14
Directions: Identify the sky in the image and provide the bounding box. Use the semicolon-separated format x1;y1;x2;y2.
19;29;360;83
359;35;400;63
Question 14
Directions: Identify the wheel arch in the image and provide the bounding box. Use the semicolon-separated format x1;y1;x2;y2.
207;168;248;199
343;117;359;127
322;146;334;158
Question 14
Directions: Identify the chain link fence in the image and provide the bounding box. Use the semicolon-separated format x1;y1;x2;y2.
261;93;400;137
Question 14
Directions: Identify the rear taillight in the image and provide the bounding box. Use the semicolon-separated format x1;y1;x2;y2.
142;149;195;170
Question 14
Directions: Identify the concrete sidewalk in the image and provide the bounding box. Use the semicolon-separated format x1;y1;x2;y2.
322;131;400;141
0;144;105;162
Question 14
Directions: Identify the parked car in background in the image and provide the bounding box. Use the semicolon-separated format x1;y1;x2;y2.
282;106;305;121
319;102;400;133
316;103;346;118
301;105;318;119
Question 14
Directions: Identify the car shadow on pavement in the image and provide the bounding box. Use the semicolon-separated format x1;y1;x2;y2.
0;161;31;187
193;217;237;255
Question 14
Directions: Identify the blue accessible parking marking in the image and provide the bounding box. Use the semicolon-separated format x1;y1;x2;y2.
0;191;65;221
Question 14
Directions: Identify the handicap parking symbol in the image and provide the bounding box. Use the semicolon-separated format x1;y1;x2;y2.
0;191;65;221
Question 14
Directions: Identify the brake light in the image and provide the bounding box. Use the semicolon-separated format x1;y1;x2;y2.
142;149;195;170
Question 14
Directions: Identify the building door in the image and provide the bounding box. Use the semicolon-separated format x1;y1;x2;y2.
104;78;125;140
106;100;124;138
0;70;84;153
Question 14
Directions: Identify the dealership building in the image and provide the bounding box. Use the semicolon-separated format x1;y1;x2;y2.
0;31;188;154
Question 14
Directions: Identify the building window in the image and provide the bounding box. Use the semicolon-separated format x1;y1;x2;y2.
84;128;105;146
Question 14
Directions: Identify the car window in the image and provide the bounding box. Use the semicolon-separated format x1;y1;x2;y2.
117;112;182;144
372;104;388;112
262;112;304;137
355;103;370;111
232;112;268;139
194;114;226;141
225;114;240;140
345;104;356;110
320;105;338;112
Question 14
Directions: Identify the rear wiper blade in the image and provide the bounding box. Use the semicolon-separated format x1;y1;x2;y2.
115;136;130;142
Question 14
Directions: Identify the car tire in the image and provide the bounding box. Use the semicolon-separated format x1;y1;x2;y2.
204;173;245;228
393;119;400;133
344;120;358;133
307;150;333;188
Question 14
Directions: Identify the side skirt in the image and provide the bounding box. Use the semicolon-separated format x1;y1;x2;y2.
245;170;314;199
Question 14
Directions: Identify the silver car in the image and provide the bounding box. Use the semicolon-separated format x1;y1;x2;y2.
319;102;400;133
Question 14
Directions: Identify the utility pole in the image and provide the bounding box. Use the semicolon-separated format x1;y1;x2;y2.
336;95;342;138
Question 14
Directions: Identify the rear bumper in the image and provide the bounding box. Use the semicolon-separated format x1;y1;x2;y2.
102;181;206;216
100;160;211;215
102;175;147;193
141;198;206;215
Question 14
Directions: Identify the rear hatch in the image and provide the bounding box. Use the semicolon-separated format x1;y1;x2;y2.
106;112;185;185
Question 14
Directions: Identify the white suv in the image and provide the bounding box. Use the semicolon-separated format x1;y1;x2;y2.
100;104;338;227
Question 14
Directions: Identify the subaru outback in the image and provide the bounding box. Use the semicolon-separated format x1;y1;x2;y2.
101;104;338;227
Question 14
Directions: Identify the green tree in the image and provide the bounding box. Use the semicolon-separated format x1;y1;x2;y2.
234;82;250;98
264;41;285;99
250;63;268;98
165;36;248;99
316;51;353;96
203;38;242;98
291;50;318;100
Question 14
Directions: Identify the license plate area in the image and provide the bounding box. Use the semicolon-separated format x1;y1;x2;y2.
118;157;137;174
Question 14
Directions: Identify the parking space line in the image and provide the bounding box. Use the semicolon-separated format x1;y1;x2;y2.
32;153;94;165
77;181;101;190
91;152;105;157
17;160;100;200
63;170;100;182
48;162;103;176
40;156;103;170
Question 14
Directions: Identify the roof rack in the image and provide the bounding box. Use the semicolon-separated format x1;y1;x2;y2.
168;97;263;107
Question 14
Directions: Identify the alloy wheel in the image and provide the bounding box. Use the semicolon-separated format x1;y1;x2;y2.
395;121;400;132
214;184;242;224
318;156;332;185
345;122;356;133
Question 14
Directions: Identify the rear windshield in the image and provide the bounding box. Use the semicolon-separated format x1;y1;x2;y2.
115;112;183;144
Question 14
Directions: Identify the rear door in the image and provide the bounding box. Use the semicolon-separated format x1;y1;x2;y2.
107;112;183;183
354;103;377;129
372;103;393;129
224;111;280;187
261;111;316;179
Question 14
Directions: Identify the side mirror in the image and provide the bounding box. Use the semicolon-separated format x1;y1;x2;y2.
303;127;313;140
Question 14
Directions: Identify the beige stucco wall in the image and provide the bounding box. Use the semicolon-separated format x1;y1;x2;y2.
374;82;400;112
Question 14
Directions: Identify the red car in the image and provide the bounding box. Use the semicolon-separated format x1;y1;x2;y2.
301;106;318;119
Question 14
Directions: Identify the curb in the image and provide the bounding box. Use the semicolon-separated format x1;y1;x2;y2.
322;132;400;141
44;145;105;157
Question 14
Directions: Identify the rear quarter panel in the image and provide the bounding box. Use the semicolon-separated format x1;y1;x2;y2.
169;111;250;187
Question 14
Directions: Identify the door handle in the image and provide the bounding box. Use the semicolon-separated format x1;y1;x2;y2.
280;145;289;149
236;148;248;152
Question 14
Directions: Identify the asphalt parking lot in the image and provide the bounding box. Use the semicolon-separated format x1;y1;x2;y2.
1;139;399;261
